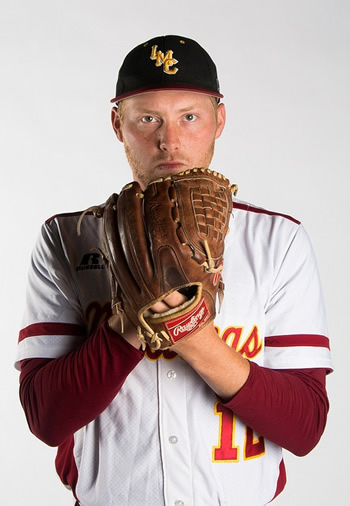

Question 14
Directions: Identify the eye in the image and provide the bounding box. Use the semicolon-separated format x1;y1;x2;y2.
141;115;156;123
184;113;197;122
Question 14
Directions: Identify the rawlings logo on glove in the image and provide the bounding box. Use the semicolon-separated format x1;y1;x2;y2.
165;297;210;341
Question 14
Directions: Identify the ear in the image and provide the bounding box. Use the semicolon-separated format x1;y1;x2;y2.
215;103;226;140
111;107;123;142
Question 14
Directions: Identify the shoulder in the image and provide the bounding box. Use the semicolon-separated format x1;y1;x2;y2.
232;198;301;226
229;197;310;255
45;210;86;225
231;197;304;239
45;204;105;226
34;204;107;259
43;203;106;236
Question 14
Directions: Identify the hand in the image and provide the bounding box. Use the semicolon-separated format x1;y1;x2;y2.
172;321;251;400
108;291;189;350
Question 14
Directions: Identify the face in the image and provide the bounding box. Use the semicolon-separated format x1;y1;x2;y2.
111;90;226;188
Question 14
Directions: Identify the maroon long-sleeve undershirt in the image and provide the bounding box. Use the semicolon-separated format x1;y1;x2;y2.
223;362;329;456
19;321;329;455
19;321;144;447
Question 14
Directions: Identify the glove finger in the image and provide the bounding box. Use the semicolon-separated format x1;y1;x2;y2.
117;182;154;294
172;169;232;265
143;178;190;292
103;194;141;303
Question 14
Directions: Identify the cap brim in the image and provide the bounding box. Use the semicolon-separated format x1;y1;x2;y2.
110;84;223;103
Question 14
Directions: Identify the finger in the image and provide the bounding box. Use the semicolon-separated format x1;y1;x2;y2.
151;300;171;313
151;291;189;313
163;291;188;308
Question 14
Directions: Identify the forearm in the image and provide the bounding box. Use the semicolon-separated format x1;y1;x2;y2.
19;320;143;446
173;323;251;398
224;362;329;456
174;324;329;456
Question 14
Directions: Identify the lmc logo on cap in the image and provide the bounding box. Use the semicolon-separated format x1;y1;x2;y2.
150;45;179;75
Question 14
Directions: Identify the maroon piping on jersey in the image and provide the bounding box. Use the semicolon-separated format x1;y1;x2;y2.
265;334;331;349
44;210;97;225
233;201;301;224
18;322;86;343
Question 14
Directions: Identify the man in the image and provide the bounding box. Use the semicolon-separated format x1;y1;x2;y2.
17;35;332;505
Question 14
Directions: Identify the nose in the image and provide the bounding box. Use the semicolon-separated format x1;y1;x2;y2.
158;122;180;152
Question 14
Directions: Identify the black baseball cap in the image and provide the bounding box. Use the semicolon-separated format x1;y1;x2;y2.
110;35;223;103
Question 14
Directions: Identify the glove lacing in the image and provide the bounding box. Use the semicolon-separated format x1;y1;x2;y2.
76;206;103;236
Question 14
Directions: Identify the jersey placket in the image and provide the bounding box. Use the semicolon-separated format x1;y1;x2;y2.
158;357;194;506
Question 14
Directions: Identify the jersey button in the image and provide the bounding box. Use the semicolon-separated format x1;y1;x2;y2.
169;435;178;444
175;501;184;506
167;370;177;379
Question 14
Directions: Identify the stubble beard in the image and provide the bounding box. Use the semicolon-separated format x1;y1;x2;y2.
123;140;216;188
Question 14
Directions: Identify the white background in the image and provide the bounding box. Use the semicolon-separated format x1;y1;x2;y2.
1;0;349;504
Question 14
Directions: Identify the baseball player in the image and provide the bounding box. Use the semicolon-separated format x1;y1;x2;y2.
17;35;332;505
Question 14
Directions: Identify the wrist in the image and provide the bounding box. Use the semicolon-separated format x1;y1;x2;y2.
107;315;141;350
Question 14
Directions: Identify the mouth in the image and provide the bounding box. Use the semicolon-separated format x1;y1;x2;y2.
155;161;186;172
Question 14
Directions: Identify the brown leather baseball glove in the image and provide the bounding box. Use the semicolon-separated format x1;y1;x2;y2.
102;168;236;351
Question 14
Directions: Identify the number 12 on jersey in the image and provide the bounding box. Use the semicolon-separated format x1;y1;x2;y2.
213;402;265;462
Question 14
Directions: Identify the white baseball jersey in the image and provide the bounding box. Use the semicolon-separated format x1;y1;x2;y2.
16;196;332;506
